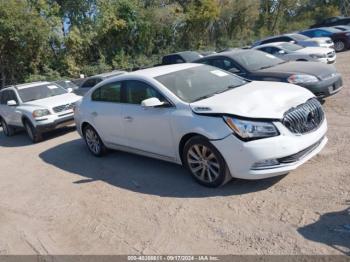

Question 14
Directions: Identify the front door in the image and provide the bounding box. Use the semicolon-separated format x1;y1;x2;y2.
122;80;175;159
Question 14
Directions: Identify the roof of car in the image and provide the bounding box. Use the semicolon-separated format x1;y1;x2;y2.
4;81;51;90
199;49;251;59
91;70;127;79
254;42;287;48
127;63;202;78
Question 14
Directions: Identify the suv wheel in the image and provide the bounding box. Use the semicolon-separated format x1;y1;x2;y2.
83;125;107;156
334;40;346;52
183;136;232;187
24;120;42;143
1;118;14;136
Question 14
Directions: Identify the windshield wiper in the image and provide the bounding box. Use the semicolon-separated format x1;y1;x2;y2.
258;65;273;70
192;94;216;102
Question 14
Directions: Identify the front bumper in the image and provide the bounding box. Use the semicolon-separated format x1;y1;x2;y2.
300;74;343;98
211;120;327;180
35;114;75;133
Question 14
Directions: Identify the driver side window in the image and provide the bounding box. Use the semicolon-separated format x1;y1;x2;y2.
124;80;166;105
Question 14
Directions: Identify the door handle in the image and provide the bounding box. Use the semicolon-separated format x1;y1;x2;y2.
91;112;98;117
124;116;133;122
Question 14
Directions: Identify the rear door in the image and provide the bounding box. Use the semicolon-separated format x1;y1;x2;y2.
88;81;127;146
122;80;175;159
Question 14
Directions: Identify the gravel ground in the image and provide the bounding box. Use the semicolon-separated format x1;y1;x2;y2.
0;52;349;255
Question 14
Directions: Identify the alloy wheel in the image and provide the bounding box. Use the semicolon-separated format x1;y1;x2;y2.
335;41;345;52
85;128;101;155
25;122;34;141
187;144;221;183
1;120;9;135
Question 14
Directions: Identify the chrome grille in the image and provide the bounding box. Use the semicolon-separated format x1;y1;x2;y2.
282;98;324;134
278;137;324;164
53;103;75;113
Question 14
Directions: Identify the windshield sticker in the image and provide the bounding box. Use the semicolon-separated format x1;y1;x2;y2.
211;70;229;77
48;85;59;89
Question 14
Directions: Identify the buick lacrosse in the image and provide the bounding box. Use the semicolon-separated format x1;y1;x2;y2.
74;64;327;187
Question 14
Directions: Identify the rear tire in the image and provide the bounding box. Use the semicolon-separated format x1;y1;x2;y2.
183;136;232;187
83;125;107;157
334;40;346;52
24;120;42;143
1;118;14;137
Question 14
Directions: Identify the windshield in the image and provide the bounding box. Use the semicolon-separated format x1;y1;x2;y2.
323;27;342;33
232;50;285;71
17;83;68;102
291;34;309;41
155;65;247;103
280;42;303;51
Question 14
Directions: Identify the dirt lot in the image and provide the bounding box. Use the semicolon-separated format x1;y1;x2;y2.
0;53;349;256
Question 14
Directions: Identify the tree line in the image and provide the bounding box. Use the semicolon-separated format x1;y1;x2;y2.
0;0;344;88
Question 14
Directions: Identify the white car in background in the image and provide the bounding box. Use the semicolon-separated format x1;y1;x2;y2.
252;33;334;49
0;81;81;142
74;64;327;187
254;42;336;64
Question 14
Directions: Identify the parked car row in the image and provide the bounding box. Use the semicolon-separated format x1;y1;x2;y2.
0;17;346;187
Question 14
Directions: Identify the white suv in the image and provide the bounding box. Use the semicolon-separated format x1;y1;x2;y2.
0;81;81;142
74;64;327;187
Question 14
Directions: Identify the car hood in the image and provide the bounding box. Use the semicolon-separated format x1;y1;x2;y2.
297;47;334;54
23;93;81;109
258;61;337;79
190;81;314;119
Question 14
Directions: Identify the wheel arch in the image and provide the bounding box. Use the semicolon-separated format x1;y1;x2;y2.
178;133;209;164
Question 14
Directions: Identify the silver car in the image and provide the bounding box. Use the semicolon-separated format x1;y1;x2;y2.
254;42;336;64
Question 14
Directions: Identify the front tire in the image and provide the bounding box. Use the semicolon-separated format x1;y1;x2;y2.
24;120;42;143
1;118;14;136
183;136;232;187
334;40;346;52
83;125;107;157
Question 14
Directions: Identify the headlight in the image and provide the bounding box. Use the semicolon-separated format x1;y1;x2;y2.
310;54;326;59
345;32;350;37
32;109;50;118
223;116;279;140
287;74;318;84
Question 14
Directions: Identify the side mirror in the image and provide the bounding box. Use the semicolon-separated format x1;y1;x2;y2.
289;40;296;44
7;100;17;106
67;87;73;93
141;97;166;108
229;67;240;74
278;50;286;54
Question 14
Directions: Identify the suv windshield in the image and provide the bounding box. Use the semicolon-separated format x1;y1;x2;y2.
17;83;68;102
280;42;303;51
155;65;247;103
232;50;285;71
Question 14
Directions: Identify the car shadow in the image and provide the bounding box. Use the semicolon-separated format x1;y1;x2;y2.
39;139;285;198
298;202;350;255
0;126;76;147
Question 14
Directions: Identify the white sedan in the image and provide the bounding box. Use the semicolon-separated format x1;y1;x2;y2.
74;64;327;187
254;42;336;64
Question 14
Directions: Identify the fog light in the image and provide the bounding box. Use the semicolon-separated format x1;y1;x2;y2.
251;159;279;170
